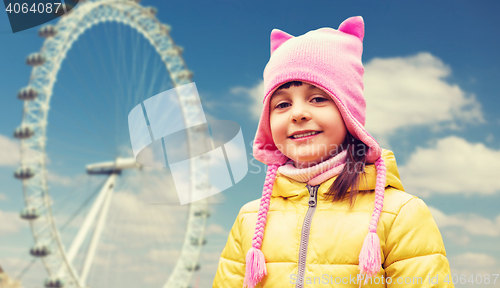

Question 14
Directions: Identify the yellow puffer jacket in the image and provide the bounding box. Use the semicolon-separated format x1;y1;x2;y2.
213;149;454;287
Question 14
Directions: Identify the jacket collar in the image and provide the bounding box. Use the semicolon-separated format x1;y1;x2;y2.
271;148;405;199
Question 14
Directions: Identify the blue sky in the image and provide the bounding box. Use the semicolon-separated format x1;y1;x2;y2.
1;0;499;287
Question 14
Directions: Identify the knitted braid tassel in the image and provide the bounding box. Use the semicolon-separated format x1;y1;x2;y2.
243;164;279;288
358;157;386;288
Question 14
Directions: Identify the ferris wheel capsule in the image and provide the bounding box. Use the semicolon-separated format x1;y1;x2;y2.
193;210;210;218
14;167;35;180
193;124;207;133
176;45;184;54
39;25;58;38
199;153;210;160
165;47;180;57
160;24;171;34
26;53;46;66
146;6;157;16
30;244;51;257
20;206;40;220
13;125;35;139
190;237;207;246
17;87;39;101
177;69;193;80
185;263;200;272
44;276;65;288
195;181;211;190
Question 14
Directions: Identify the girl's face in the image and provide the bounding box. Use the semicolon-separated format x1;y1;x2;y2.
269;82;347;168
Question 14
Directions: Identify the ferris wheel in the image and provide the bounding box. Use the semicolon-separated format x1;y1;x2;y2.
14;0;211;287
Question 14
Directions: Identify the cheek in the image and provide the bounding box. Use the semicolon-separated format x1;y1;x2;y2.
336;114;347;134
270;115;287;143
269;113;278;129
334;122;348;141
269;116;279;139
323;115;346;137
330;110;345;130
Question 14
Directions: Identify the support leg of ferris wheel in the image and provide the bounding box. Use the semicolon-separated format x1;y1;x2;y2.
57;158;139;284
80;173;115;287
64;174;116;265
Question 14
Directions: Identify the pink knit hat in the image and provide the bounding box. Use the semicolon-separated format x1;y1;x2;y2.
244;16;387;288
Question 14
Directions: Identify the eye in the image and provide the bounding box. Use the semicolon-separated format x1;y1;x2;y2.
311;97;328;103
275;102;290;109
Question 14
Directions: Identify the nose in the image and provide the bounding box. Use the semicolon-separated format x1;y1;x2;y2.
291;103;311;123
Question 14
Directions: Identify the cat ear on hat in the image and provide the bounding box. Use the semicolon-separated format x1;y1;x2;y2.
270;29;294;55
338;16;365;42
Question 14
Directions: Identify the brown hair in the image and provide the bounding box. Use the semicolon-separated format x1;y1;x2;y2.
274;81;370;209
324;132;370;210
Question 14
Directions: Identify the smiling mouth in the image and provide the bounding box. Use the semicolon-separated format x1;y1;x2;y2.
289;131;321;139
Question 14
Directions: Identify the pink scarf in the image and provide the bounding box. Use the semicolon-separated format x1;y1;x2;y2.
278;149;348;186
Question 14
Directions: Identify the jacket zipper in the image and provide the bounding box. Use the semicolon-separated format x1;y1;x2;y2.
296;184;319;288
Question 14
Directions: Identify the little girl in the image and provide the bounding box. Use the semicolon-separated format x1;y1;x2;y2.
213;16;453;288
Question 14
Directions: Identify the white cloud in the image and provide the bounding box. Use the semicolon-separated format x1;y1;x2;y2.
91;250;133;266
451;252;497;267
105;190;188;243
224;139;246;163
364;52;485;138
0;209;26;235
428;206;500;238
399;136;500;197
124;168;181;204
0;257;46;288
230;80;264;120
135;143;167;168
146;249;180;264
485;133;494;143
193;247;230;287
204;223;227;236
208;189;226;204
0;135;20;166
199;250;224;262
0;193;8;201
442;230;471;246
47;171;77;187
448;252;500;285
0;134;49;170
